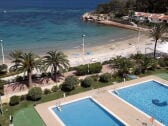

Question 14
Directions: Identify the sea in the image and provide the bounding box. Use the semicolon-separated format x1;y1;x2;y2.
0;0;136;55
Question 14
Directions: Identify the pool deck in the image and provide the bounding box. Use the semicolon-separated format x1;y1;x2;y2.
35;75;167;126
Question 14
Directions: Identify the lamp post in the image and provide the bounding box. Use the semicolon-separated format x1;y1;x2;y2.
0;40;5;64
137;28;140;53
82;34;85;55
0;94;3;115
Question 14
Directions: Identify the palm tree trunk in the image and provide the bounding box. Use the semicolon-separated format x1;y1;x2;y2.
54;66;57;82
153;39;158;58
28;70;33;87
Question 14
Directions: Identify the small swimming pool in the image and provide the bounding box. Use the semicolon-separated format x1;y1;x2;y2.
50;97;125;126
112;80;168;125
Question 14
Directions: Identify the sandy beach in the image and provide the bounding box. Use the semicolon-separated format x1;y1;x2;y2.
2;33;156;68
66;33;156;67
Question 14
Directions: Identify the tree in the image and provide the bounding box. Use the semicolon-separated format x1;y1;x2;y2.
61;76;79;92
9;50;23;71
43;50;69;82
10;52;41;87
27;87;42;101
150;23;167;58
0;64;8;75
136;0;168;13
130;54;145;74
111;56;134;76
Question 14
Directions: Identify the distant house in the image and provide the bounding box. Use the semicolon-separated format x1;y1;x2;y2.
159;15;168;23
134;12;146;22
134;12;168;23
148;14;164;23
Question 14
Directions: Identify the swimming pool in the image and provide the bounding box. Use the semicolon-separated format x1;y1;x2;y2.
50;97;125;126
112;80;168;125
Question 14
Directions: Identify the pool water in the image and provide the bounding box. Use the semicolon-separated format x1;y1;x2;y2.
52;98;125;126
115;80;168;125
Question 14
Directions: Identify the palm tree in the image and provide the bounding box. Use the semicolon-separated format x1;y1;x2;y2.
150;23;167;58
43;50;69;82
9;50;23;71
10;52;41;87
111;56;134;77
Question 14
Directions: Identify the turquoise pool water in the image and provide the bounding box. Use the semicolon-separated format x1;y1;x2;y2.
114;80;168;125
52;98;125;126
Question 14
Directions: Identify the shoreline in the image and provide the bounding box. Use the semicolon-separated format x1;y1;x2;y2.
65;33;154;66
82;12;149;32
97;20;149;31
2;33;154;68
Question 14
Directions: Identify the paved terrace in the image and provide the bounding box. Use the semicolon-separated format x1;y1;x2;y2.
35;76;167;126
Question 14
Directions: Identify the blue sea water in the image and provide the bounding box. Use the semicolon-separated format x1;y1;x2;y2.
115;81;168;125
52;98;125;126
0;0;136;55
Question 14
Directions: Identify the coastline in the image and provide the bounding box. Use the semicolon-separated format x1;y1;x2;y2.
2;33;154;68
65;33;154;66
82;12;149;32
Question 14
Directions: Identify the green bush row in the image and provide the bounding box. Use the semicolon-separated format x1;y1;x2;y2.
75;62;102;76
9;85;59;106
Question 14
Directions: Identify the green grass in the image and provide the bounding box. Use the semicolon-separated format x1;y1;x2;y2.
13;106;45;126
154;73;168;80
0;91;64;126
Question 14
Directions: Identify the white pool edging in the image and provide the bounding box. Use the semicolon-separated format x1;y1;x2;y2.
48;96;128;126
108;79;166;126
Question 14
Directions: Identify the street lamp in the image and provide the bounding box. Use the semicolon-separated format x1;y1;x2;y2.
0;40;5;64
82;34;86;55
137;28;140;53
0;94;3;115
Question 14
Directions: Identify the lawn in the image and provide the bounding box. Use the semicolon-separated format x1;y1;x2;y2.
155;73;168;80
13;106;45;126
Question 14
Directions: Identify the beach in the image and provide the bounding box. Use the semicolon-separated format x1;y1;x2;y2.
2;33;155;68
65;33;154;66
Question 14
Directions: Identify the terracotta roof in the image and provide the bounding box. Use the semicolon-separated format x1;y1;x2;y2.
149;14;161;19
135;12;167;20
159;15;168;20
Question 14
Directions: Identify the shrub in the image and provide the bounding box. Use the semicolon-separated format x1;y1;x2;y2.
27;87;42;101
61;76;79;92
89;62;102;74
75;62;102;75
16;76;24;82
44;89;51;95
20;95;26;101
0;64;8;75
81;77;94;88
10;95;20;106
51;85;59;92
0;80;6;95
90;74;99;81
158;58;166;67
99;73;111;82
134;67;141;75
0;80;6;89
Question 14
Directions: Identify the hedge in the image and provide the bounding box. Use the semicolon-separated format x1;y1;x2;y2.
10;95;20;106
0;64;8;75
75;62;102;75
27;87;42;101
99;73;112;82
61;76;79;92
81;77;94;88
51;85;59;92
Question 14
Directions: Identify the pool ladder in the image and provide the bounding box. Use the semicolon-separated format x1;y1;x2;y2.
56;101;62;111
114;89;119;95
